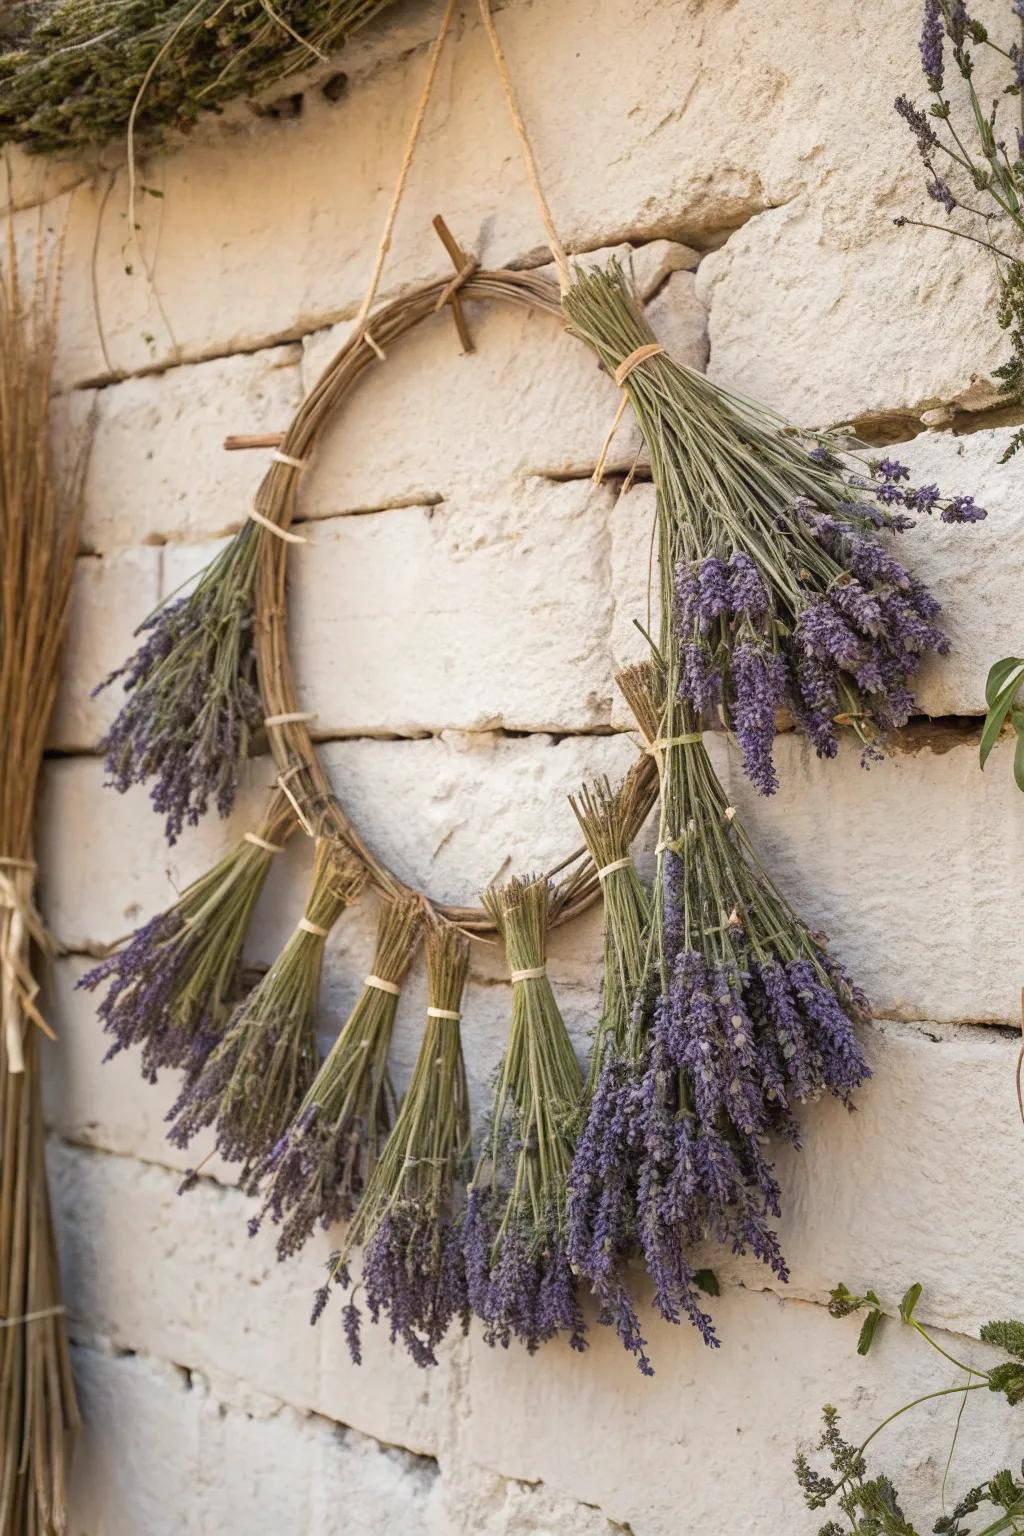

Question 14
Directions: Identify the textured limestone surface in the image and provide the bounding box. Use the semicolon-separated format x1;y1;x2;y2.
18;0;1024;1530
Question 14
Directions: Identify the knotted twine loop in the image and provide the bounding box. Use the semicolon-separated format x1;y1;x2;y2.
0;856;55;1075
426;1006;461;1021
510;965;546;983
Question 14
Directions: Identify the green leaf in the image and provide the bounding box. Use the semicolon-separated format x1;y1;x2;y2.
1012;710;1024;794
694;1268;720;1297
980;660;1024;770
899;1283;923;1324
857;1309;883;1356
981;1320;1024;1361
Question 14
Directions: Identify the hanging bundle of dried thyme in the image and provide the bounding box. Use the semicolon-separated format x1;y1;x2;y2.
167;837;364;1190
79;790;294;1084
322;920;471;1368
563;261;985;794
463;876;586;1356
251;894;422;1258
0;227;81;1536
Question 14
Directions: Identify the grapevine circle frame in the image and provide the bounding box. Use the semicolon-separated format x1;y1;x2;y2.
250;265;656;934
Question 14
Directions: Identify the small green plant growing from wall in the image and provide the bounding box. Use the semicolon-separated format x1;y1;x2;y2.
795;1282;1024;1534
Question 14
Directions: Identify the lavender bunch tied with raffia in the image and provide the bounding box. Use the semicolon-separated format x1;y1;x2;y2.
319;921;472;1368
569;662;871;1374
563;262;986;794
95;521;264;844
78;790;294;1085
251;894;423;1259
462;876;586;1357
167;837;364;1192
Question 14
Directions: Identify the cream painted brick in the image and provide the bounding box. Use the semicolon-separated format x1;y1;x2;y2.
297;255;703;516
461;1284;1017;1536
289;482;619;733
79;346;303;552
50;1141;453;1457
68;1345;436;1536
708;730;1021;1025
50;547;162;752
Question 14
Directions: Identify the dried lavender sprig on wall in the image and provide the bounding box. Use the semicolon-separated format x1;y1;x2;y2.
78;790;295;1084
322;921;471;1368
563;262;985;793
251;894;423;1258
167;837;365;1190
96;521;264;844
463;876;586;1356
894;2;1024;458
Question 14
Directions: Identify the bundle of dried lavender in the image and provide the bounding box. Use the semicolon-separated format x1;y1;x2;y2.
79;791;294;1085
96;522;264;844
463;877;586;1355
167;838;364;1190
0;226;80;1535
571;658;870;1374
321;921;471;1368
251;894;423;1257
568;775;651;1097
563;262;985;794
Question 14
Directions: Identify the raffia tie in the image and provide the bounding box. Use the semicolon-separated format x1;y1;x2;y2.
592;343;668;485
510;965;546;983
0;857;54;1075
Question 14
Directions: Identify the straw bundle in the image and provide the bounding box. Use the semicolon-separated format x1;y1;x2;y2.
0;1;405;155
0;229;81;1534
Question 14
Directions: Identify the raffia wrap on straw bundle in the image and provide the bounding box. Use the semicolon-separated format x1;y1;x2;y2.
0;226;81;1536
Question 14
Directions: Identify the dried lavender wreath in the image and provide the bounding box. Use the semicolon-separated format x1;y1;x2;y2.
86;249;984;1376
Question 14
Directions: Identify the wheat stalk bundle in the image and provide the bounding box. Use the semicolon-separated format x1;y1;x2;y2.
0;227;81;1535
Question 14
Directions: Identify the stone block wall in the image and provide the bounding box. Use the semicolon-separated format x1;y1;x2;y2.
7;0;1023;1529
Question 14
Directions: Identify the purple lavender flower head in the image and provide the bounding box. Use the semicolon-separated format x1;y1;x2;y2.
919;0;944;84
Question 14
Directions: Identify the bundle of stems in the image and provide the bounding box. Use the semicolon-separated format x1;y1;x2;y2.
321;920;471;1368
79;790;294;1084
567;775;651;1097
0;1;404;155
167;837;364;1191
463;876;586;1355
251;894;422;1258
96;521;265;845
563;261;984;795
0;229;80;1534
572;656;871;1373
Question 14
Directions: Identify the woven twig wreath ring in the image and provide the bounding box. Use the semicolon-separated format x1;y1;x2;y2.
252;266;657;933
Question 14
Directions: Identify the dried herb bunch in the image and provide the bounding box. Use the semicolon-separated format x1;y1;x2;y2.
322;921;471;1368
568;776;651;1100
895;1;1024;459
563;262;984;794
567;659;871;1375
252;894;423;1257
96;521;267;845
0;227;80;1535
463;876;586;1355
79;790;294;1084
796;1281;1024;1535
0;1;403;155
167;837;364;1189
